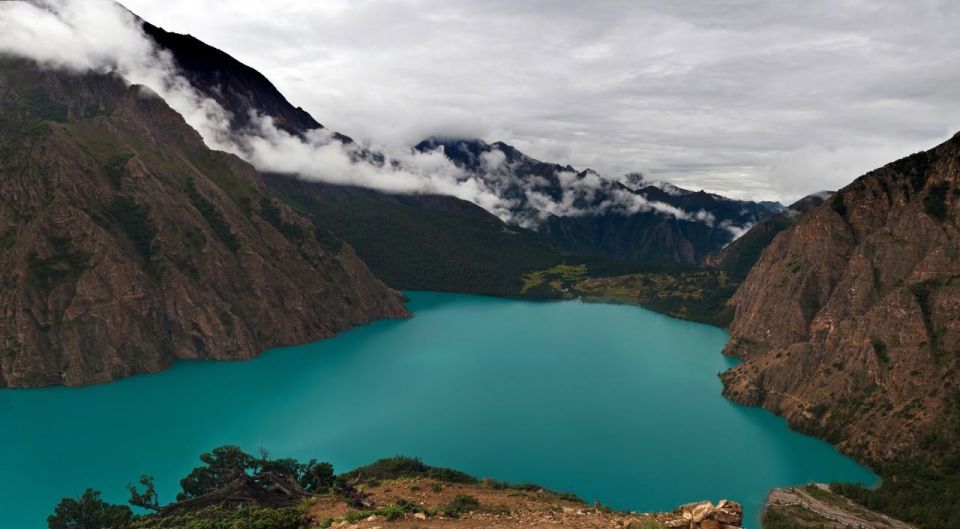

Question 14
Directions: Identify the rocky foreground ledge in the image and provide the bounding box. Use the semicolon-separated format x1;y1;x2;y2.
53;449;747;529
310;476;745;529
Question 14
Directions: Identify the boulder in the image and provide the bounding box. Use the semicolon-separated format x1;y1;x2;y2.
690;502;715;523
714;500;743;525
700;519;720;529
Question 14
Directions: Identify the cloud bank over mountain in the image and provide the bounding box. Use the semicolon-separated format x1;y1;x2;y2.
1;0;761;232
122;0;960;202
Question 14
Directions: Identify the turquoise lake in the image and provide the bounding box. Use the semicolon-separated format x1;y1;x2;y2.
0;292;877;528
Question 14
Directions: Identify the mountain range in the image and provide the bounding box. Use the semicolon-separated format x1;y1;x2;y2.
141;19;783;276
1;6;959;529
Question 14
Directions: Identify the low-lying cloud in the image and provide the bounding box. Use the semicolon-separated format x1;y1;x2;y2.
120;0;960;203
0;0;749;233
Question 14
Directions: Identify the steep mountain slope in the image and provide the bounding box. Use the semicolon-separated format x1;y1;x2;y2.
704;192;830;281
263;175;565;296
0;59;407;387
416;138;781;264
133;23;573;296
720;134;960;467
140;24;781;268
140;21;342;140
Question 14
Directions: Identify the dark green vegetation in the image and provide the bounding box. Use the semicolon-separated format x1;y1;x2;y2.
706;192;829;282
259;197;305;243
519;262;738;326
342;455;478;485
923;182;951;221
103;152;134;187
28;235;91;293
127;506;309;529
263;174;750;312
263;175;566;296
47;446;334;529
831;391;960;529
574;268;736;326
832;463;960;529
23;88;70;123
336;493;482;523
175;446;335;501
48;490;134;529
907;275;959;362
106;197;158;261
47;449;581;529
831;192;847;217
186;180;240;252
47;446;335;529
762;506;832;529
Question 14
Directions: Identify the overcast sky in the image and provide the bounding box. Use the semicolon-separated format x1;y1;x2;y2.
121;0;960;202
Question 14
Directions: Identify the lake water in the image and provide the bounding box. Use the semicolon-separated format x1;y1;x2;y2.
0;292;877;528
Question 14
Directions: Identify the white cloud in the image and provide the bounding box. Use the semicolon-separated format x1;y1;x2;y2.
0;0;796;233
118;0;960;203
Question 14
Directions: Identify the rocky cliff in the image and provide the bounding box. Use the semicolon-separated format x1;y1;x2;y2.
703;192;829;281
720;133;960;465
0;60;407;388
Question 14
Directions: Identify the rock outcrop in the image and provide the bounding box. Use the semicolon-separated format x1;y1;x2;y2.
720;133;960;464
0;60;408;387
666;499;744;529
703;191;830;280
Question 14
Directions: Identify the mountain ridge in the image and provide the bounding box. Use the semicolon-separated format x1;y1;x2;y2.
414;136;781;264
712;133;960;528
0;58;407;387
133;23;783;267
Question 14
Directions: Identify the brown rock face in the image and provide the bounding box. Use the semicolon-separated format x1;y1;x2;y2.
675;500;743;529
721;133;960;464
0;60;408;388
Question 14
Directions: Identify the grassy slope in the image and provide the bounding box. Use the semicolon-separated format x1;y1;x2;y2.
265;179;567;297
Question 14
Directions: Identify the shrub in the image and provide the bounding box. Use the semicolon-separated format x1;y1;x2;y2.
441;494;480;517
0;227;16;252
102;152;133;187
128;506;309;529
28;235;90;291
555;491;585;503
872;338;890;363
178;445;256;500
260;198;304;243
831;192;847;217
343;456;478;485
47;489;133;529
107;196;157;261
891;151;932;191
924;182;950;221
187;181;240;252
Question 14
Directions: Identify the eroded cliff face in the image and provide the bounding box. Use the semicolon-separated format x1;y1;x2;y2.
721;133;960;464
0;61;408;388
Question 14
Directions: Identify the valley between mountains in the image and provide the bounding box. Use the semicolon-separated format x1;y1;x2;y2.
0;3;958;529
